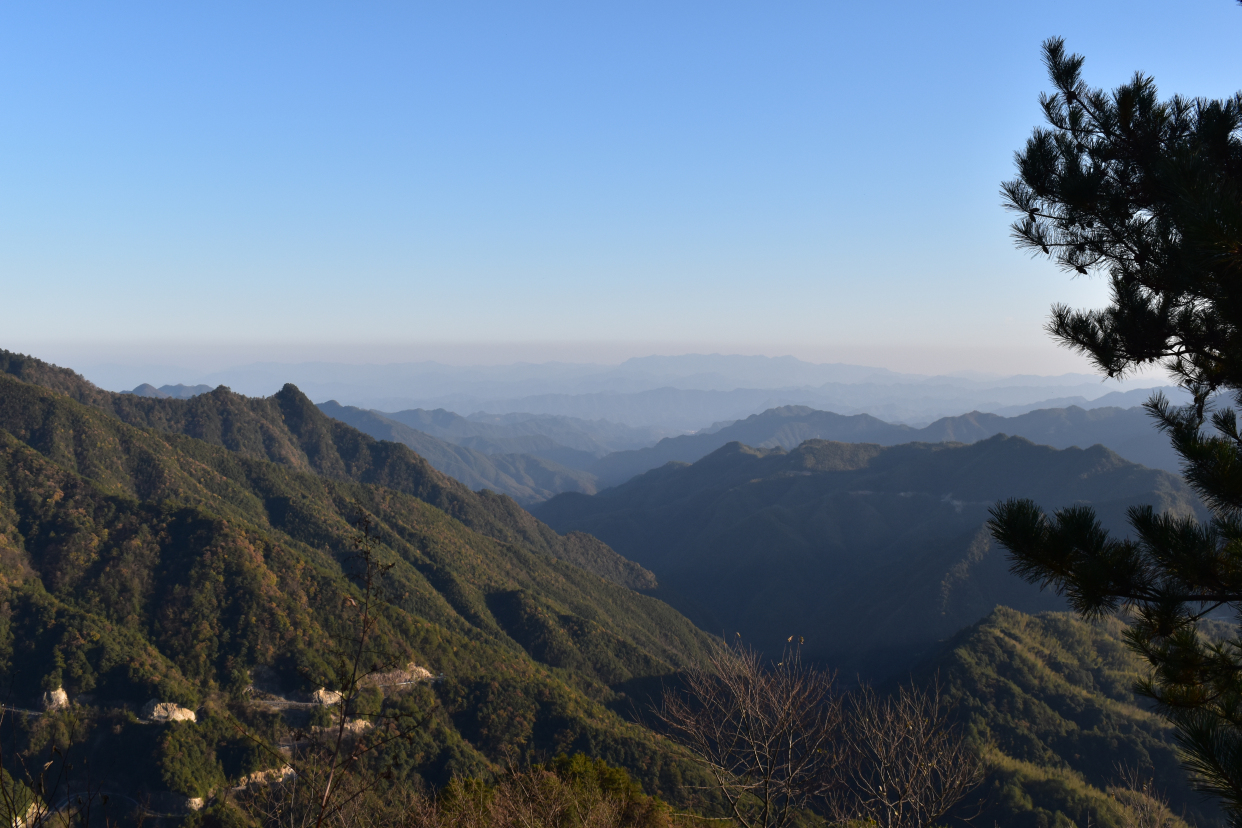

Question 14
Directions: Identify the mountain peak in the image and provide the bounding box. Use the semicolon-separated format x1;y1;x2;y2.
130;382;167;398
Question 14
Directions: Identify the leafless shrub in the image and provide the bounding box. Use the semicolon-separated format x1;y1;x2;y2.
827;681;983;828
656;639;844;828
658;642;984;828
237;749;368;828
1107;765;1180;828
0;705;122;828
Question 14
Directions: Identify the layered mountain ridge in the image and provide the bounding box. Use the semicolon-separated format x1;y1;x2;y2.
0;350;650;589
109;354;1178;427
316;401;602;505
0;349;714;809
535;435;1204;675
589;403;1184;485
0;348;1220;827
314;400;1189;504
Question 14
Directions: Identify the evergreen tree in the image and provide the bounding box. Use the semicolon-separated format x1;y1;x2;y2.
988;36;1242;819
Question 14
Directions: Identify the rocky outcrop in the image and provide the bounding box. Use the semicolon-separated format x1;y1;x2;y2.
41;687;68;710
141;700;197;723
359;662;434;687
12;799;41;828
236;766;296;789
310;688;342;705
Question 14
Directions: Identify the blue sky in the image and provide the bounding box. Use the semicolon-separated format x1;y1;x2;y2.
3;1;1239;376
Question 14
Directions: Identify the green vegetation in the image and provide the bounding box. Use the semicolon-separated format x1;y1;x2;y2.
0;768;37;826
0;349;655;590
318;401;604;506
0;355;718;813
228;751;675;828
0;348;1226;825
590;402;1185;486
990;37;1242;819
535;435;1204;675
927;607;1212;827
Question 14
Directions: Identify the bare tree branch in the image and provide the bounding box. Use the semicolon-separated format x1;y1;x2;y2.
657;639;843;828
828;679;983;828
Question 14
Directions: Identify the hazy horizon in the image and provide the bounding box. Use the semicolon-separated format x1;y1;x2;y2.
13;339;1171;389
28;346;1168;394
5;2;1239;381
28;347;1171;431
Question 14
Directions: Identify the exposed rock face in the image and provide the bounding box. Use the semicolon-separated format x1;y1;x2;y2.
311;688;343;705
360;662;434;687
141;700;197;723
341;717;371;735
15;800;40;827
185;797;205;812
41;687;69;710
235;766;296;789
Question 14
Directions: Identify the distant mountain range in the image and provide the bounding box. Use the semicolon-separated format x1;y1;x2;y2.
381;407;665;455
316;401;603;504
534;436;1205;677
4;347;1220;827
590;402;1185;485
0;347;715;808
99;353;1177;429
108;353;1120;400
129;382;215;399
391;383;1185;432
312;399;1186;504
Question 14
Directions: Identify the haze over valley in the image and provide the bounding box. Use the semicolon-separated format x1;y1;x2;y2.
0;346;1219;826
116;353;1192;505
112;353;1175;429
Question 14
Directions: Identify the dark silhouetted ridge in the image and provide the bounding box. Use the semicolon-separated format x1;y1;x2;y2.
536;435;1203;676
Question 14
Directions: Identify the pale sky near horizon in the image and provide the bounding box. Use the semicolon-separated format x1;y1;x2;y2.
3;2;1240;378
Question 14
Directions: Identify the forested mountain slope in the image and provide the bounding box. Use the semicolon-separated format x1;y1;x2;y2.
917;406;1175;471
0;350;1217;826
317;401;601;505
536;437;1205;676
380;406;663;457
933;607;1219;828
0;365;717;809
0;349;651;589
590;404;1181;485
326;396;1183;507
